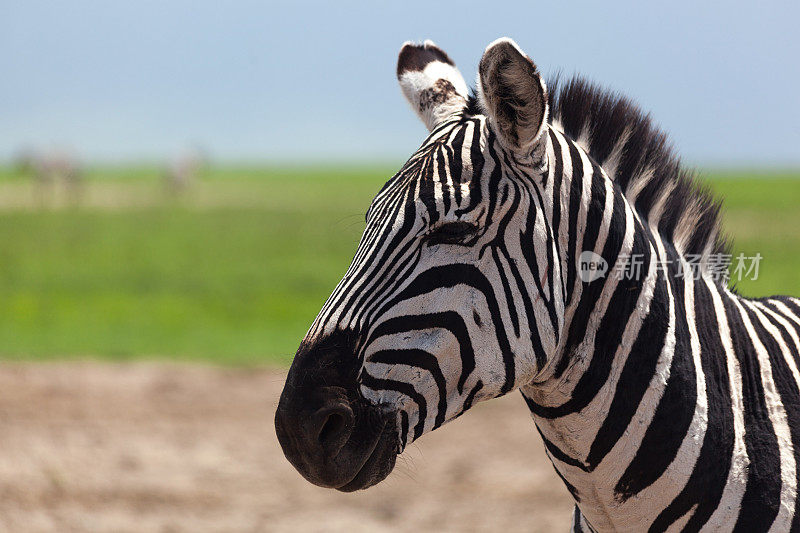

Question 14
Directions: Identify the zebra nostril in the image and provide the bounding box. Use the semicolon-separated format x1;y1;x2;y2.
319;412;345;443
315;404;354;456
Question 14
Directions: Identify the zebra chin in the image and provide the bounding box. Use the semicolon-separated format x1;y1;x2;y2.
275;331;401;492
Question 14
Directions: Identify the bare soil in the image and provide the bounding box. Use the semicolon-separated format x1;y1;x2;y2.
0;363;573;532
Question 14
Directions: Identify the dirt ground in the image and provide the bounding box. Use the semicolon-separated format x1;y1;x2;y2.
0;363;574;532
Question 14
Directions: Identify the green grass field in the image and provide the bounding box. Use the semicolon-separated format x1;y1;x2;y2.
0;166;797;364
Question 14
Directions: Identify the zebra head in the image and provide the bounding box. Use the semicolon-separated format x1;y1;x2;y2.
276;38;565;491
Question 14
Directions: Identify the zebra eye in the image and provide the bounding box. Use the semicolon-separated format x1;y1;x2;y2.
425;221;478;245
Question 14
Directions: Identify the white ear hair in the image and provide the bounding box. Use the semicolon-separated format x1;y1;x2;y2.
397;40;469;131
478;37;549;155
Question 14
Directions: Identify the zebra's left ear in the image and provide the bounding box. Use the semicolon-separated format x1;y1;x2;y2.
478;38;549;155
397;41;469;131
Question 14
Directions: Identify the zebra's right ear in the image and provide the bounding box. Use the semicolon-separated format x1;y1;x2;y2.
397;41;469;131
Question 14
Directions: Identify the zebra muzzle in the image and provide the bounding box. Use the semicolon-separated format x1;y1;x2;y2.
275;333;399;491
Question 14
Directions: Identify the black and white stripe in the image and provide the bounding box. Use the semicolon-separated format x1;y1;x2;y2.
301;38;800;530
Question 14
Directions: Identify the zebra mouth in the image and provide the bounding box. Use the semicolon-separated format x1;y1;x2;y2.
335;418;399;492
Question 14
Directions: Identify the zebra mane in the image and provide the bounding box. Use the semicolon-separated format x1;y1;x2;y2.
467;75;731;263
546;75;730;262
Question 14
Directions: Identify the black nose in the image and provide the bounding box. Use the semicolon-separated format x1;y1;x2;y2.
276;331;398;490
275;385;359;487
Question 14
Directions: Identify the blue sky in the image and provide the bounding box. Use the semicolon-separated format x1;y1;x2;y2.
2;0;798;165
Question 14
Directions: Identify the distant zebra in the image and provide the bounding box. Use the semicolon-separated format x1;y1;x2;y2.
18;149;83;204
276;38;800;531
164;149;205;194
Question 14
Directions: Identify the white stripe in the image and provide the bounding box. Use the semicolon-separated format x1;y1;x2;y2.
701;278;748;530
631;265;708;529
728;293;796;531
745;300;799;530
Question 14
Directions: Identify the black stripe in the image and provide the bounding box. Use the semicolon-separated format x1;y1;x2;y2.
366;311;475;395
548;131;567;302
491;245;521;337
436;145;451;215
649;278;734;531
519;171;561;338
534;428;589;473
721;297;781;531
765;297;800;373
578;162;606;261
369;349;448;430
531;193;634;416
334;187;419;330
419;154;439;225
741;303;800;530
614;254;696;500
585;265;668;469
400;410;409;450
455;119;485;217
361;371;427;442
375;264;516;394
564;142;584;304
573;506;585;533
462;380;483;412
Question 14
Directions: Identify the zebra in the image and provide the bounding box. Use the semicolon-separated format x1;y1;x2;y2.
164;147;206;195
275;38;800;531
17;148;84;205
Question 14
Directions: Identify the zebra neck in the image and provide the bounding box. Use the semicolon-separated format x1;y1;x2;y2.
533;128;663;384
519;130;800;531
518;143;695;528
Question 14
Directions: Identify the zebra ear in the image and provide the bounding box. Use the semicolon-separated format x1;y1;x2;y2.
478;38;549;155
397;41;469;131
